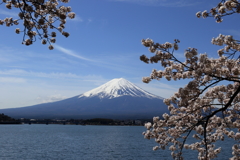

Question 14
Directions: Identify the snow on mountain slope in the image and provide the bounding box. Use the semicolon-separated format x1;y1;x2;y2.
79;78;164;99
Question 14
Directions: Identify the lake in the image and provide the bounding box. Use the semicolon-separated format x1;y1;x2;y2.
0;124;235;160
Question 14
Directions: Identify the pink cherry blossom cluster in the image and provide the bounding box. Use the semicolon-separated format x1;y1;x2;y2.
141;37;240;159
196;0;240;23
212;34;240;58
141;3;240;157
0;0;75;49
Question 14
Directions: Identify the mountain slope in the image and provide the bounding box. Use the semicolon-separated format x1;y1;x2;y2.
0;78;168;119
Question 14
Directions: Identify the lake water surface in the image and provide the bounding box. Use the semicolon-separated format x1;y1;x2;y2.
0;124;235;160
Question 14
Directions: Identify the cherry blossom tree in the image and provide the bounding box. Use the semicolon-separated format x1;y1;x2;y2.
141;1;240;159
0;0;75;50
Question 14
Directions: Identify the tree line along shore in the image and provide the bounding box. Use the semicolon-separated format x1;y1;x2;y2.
0;113;149;126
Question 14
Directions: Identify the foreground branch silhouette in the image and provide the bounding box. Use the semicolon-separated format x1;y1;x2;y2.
0;0;75;49
141;1;240;159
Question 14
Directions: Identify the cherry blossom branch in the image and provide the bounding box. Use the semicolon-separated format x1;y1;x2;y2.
0;0;75;49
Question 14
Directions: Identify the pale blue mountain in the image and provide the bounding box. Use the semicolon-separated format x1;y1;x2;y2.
0;78;169;119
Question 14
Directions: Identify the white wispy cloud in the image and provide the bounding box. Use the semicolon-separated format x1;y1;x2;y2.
54;45;133;74
136;81;179;98
0;77;26;83
0;9;18;17
36;94;68;103
54;44;94;62
173;51;186;60
88;18;92;23
68;15;83;22
0;69;82;79
0;69;109;85
109;0;200;7
0;71;109;108
222;29;240;38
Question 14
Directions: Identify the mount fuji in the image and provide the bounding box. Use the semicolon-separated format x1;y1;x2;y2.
79;78;161;99
0;78;169;119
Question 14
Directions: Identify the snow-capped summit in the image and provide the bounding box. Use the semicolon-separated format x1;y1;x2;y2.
79;78;163;99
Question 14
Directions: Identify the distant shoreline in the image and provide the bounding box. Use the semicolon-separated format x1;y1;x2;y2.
14;118;150;126
0;121;21;124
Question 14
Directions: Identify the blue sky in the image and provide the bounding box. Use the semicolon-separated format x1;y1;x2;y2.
0;0;239;109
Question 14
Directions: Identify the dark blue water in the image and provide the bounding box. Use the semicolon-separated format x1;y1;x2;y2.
0;125;235;160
